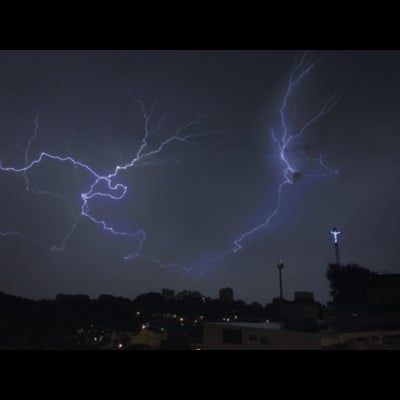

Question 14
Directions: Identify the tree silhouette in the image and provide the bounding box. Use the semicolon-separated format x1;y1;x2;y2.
326;263;378;304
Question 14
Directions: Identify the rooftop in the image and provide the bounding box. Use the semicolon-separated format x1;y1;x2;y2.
206;322;282;330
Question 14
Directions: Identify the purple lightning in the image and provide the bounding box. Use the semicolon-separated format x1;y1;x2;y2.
0;93;215;271
174;53;343;275
229;53;342;255
0;53;342;275
22;111;81;252
0;110;81;251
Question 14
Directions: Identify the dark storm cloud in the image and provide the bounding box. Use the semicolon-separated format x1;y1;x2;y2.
0;50;400;304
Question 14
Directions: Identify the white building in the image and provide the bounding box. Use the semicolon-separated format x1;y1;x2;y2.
203;322;400;350
203;322;321;350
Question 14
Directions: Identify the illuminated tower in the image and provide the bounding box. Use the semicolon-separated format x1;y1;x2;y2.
277;260;284;300
329;227;342;265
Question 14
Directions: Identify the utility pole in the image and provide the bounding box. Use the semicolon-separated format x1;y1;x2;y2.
277;260;284;300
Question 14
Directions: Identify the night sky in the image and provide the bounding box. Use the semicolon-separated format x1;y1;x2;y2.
0;50;399;305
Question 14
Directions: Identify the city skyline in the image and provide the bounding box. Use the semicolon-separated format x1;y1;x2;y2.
0;50;399;304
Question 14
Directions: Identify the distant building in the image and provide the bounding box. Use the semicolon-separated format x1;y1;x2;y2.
203;322;400;350
294;292;314;302
269;292;321;331
176;290;203;301
162;289;175;301
203;322;321;349
321;330;400;350
219;288;234;303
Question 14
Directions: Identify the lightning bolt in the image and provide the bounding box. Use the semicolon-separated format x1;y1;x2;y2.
190;52;343;274
0;93;216;268
0;53;342;276
22;111;81;252
230;52;342;254
1;110;81;251
135;53;343;275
